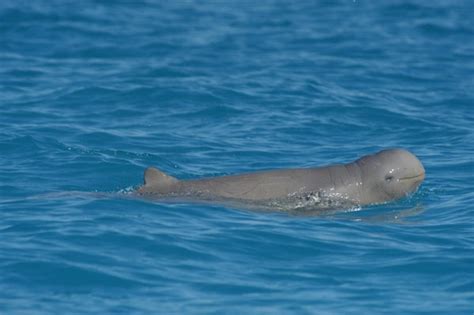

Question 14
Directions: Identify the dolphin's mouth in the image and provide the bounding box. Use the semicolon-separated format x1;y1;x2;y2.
399;172;425;181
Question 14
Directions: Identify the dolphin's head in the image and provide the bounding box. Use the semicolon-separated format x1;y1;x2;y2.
355;149;425;204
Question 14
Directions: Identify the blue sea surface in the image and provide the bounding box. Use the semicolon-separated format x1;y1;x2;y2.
1;0;473;314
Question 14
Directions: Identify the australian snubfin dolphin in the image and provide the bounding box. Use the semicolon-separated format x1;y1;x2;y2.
136;149;425;211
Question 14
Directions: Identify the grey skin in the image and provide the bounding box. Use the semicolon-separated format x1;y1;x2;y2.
136;149;425;210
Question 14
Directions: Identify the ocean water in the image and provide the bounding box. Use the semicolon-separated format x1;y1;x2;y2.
1;0;473;314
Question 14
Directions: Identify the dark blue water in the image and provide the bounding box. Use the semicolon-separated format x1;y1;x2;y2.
1;1;473;314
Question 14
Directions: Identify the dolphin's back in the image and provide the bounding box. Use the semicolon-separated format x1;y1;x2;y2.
183;168;334;200
138;165;344;203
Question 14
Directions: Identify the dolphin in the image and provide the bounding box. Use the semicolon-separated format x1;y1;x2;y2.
136;149;425;211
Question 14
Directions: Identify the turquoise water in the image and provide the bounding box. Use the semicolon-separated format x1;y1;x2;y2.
1;1;473;314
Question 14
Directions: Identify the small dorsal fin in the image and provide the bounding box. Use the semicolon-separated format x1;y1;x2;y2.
144;167;179;187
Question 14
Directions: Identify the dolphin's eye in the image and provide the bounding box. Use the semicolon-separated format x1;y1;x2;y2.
385;175;394;182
